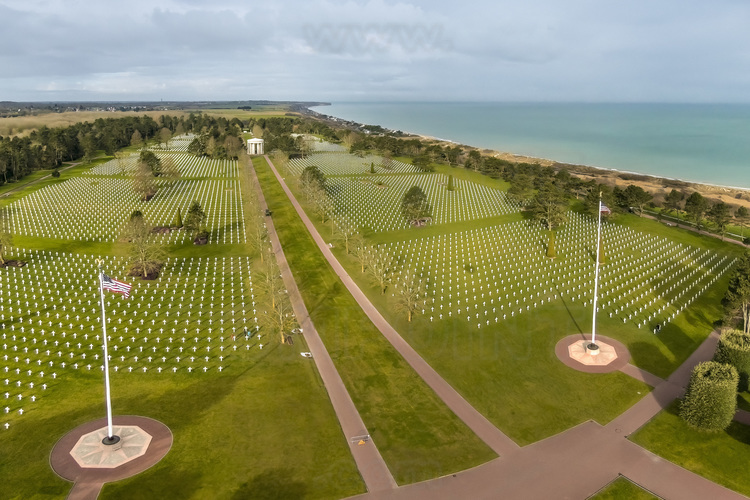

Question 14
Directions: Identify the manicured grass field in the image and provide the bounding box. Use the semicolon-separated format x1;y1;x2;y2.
1;144;369;499
286;144;741;445
631;402;750;497
254;156;497;484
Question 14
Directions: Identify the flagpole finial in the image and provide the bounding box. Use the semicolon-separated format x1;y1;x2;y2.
95;257;104;270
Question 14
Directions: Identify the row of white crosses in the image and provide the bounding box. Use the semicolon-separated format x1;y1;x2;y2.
325;173;520;233
287;152;421;176
382;211;735;330
0;250;269;430
88;152;238;178
6;176;246;244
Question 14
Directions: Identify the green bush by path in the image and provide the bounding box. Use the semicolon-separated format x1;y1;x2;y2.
680;361;738;431
253;156;497;484
714;330;750;391
632;401;750;497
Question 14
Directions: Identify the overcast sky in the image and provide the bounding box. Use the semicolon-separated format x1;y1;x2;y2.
1;0;748;103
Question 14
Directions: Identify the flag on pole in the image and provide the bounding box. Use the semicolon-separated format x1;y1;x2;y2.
102;274;132;298
600;203;612;215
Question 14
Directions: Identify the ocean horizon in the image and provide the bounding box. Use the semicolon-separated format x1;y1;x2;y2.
311;102;750;190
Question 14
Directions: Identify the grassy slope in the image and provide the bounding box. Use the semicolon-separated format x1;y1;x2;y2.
254;156;497;484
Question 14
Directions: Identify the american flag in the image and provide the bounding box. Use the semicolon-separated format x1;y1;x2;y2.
101;274;132;298
600;203;612;215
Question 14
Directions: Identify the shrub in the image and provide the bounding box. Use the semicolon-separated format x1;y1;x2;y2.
680;361;738;431
51;169;60;178
714;330;750;391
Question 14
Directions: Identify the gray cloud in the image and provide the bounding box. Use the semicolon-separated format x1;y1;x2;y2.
0;0;748;102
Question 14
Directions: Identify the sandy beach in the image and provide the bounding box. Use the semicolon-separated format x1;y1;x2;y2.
413;133;750;212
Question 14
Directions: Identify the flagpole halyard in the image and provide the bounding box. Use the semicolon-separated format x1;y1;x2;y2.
96;258;120;445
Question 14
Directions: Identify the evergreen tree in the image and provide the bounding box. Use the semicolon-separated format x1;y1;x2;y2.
714;330;750;391
708;202;731;240
685;191;708;229
680;361;738;431
401;185;432;223
447;174;455;191
183;201;205;233
724;251;750;334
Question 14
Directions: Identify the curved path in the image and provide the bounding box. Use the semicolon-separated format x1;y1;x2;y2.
247;163;396;492
263;156;747;499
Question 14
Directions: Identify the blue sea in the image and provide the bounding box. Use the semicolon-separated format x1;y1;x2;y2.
311;102;750;189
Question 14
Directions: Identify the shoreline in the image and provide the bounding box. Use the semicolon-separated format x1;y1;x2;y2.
305;105;750;209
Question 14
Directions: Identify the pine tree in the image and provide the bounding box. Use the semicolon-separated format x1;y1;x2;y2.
174;208;183;228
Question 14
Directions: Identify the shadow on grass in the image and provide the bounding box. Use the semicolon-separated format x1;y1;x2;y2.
231;469;307;500
560;296;584;334
629;341;672;374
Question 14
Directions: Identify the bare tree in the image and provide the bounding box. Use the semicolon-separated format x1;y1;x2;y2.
334;216;357;254
394;271;427;322
352;233;369;272
367;246;395;294
134;161;157;201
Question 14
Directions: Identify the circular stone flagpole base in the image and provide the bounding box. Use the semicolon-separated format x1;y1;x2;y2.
555;334;631;374
50;416;172;499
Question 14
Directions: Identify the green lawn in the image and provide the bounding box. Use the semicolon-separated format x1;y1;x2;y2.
280;148;744;445
631;401;750;497
254;156;497;484
589;476;660;500
2;343;363;500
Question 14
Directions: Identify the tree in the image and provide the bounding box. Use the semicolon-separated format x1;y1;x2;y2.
736;206;749;239
139;150;161;176
173;208;183;228
585;184;615;218
724;251;750;334
183;201;205;233
411;155;434;172
664;189;684;212
684;191;708;229
310;185;334;224
367;246;395;294
623;184;652;216
133;160;157;201
680;361;738;431
529;181;568;231
0;209;12;266
714;330;750;391
160;155;180;185
158;127;172;149
300;165;326;201
395;271;426;322
401;185;432;224
507;174;534;203
352;233;369;272
130;129;143;147
708;202;731;240
334;217;357;254
447;174;455;191
122;214;166;279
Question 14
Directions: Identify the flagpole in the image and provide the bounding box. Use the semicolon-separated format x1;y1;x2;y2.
590;193;603;352
96;259;119;445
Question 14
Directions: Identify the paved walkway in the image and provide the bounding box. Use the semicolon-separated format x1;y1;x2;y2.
264;155;518;457
247;164;396;492
262;155;747;499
